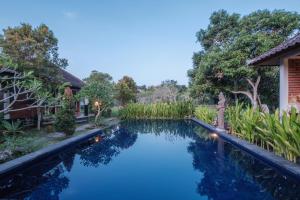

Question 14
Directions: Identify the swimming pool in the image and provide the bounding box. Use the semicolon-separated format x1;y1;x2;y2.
0;120;299;199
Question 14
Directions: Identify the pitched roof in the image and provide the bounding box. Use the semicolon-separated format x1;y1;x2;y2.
248;33;300;66
0;66;84;89
60;68;84;89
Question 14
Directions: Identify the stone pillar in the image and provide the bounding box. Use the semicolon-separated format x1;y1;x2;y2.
217;92;226;129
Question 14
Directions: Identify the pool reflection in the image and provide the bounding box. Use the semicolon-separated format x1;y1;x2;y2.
0;120;299;200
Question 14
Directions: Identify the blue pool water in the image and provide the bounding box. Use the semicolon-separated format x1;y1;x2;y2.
0;120;299;199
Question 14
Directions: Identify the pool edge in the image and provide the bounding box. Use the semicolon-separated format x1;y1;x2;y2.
190;117;300;181
0;127;106;178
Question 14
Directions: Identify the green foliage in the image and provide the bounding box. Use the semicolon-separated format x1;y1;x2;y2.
111;107;120;117
194;106;217;124
0;23;67;85
188;9;300;106
79;70;114;112
1;120;24;135
120;101;194;119
116;76;138;106
227;105;262;143
54;92;76;135
227;104;300;163
54;108;76;135
1;136;39;157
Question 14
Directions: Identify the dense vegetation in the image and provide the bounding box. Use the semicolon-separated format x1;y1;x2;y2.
188;10;300;164
115;76;138;106
227;105;300;163
78;70;114;125
194;106;217;125
0;23;67;86
1;9;300;166
188;9;300;107
137;80;188;104
194;103;300;163
120;101;194;120
54;87;76;135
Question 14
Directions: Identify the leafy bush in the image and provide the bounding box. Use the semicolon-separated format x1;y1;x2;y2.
194;105;217;124
54;108;76;135
0;135;43;163
1;120;24;135
227;104;300;163
256;108;300;162
120;101;194;119
54;87;76;135
111;107;120;117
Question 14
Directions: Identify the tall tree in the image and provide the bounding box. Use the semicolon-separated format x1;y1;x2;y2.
0;55;57;130
188;9;300;107
116;76;137;106
0;23;68;85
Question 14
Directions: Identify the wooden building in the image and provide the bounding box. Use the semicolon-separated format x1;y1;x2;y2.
2;68;85;120
248;33;300;111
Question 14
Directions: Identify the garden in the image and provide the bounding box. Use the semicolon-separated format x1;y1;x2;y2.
1;9;300;168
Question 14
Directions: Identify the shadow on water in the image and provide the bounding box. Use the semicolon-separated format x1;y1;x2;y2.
0;126;138;199
0;120;299;199
77;127;138;167
189;126;300;200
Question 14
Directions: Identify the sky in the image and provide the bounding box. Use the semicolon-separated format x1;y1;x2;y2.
1;0;300;86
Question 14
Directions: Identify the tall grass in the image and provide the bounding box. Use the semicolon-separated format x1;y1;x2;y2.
227;104;300;163
119;101;194;120
194;105;217;124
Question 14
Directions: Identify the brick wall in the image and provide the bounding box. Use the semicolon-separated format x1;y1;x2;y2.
288;59;300;103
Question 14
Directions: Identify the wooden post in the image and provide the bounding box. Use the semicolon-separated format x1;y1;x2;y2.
217;92;226;129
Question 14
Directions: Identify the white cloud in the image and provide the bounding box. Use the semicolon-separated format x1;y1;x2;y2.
62;11;77;19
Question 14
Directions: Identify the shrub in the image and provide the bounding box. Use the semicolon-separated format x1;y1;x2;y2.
0;135;42;162
194;105;217;124
227;104;300;163
1;120;24;135
119;101;194;119
54;108;76;135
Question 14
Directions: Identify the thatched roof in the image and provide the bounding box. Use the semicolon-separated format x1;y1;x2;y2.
60;68;84;89
248;33;300;66
0;67;84;89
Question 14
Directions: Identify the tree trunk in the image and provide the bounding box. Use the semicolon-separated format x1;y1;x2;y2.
37;107;42;130
95;106;101;124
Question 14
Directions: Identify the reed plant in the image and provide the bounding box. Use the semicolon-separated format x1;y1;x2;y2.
194;105;217;125
119;101;194;120
227;104;300;163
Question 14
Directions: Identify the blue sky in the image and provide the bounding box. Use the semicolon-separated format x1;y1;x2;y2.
1;0;300;86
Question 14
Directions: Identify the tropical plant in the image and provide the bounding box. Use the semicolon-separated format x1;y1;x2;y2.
194;105;217;124
54;87;76;135
119;101;194;120
1;120;24;135
227;104;300;163
256;108;300;162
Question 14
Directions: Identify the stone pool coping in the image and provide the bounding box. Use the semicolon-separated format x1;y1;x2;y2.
0;128;104;179
191;117;300;181
1;118;300;181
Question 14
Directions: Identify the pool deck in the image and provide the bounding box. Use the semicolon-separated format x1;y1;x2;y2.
191;118;300;181
0;128;103;179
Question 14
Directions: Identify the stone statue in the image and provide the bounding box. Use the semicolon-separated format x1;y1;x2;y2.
217;92;226;129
